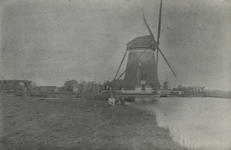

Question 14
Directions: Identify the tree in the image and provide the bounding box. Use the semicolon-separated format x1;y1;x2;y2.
64;80;78;92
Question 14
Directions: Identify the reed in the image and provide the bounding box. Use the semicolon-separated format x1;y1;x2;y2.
168;127;203;150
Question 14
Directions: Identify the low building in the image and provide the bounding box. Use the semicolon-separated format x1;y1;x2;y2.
187;86;205;93
38;86;58;93
172;86;205;96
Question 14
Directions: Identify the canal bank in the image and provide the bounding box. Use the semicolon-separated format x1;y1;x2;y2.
0;96;186;150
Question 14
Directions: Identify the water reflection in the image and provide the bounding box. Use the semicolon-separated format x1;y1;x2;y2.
127;97;231;150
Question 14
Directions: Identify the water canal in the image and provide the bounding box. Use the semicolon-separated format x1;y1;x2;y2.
127;97;231;150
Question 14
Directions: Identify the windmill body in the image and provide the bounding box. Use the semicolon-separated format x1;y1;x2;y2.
123;35;161;93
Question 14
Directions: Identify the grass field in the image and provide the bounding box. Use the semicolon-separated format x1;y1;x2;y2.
0;95;186;150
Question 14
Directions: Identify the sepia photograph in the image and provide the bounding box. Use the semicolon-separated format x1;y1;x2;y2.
0;0;230;149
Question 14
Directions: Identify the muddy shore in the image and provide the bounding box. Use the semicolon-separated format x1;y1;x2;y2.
0;96;186;150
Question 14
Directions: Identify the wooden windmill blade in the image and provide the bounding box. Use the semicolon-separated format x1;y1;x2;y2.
157;46;177;77
143;17;155;40
156;0;176;77
157;0;162;44
113;48;128;80
143;0;176;77
156;0;162;66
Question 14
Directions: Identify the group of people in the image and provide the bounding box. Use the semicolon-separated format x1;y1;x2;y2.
108;95;125;106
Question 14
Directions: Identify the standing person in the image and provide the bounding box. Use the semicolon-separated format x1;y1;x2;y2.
108;95;115;105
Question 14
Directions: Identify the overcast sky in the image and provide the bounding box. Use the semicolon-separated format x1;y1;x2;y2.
0;0;230;90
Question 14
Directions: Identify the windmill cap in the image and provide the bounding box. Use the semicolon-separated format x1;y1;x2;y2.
127;35;158;50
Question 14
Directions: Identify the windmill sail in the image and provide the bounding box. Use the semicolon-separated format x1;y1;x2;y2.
157;0;162;44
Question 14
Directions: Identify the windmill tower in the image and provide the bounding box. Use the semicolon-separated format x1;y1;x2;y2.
113;0;176;94
123;35;160;92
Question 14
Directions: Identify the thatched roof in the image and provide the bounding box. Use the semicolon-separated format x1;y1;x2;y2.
127;35;157;50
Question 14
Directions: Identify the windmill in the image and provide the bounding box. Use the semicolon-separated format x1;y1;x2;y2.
113;0;176;94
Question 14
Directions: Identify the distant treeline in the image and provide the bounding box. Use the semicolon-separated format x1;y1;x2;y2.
58;79;111;94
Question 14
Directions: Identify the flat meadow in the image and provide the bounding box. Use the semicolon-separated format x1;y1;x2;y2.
0;95;186;150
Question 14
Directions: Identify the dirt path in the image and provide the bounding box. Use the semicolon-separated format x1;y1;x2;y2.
0;96;186;150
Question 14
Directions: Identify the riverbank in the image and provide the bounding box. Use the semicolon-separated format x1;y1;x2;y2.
0;96;186;150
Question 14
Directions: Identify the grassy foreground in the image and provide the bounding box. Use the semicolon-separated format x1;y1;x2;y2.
0;96;186;150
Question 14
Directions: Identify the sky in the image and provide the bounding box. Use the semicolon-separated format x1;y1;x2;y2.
0;0;230;90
